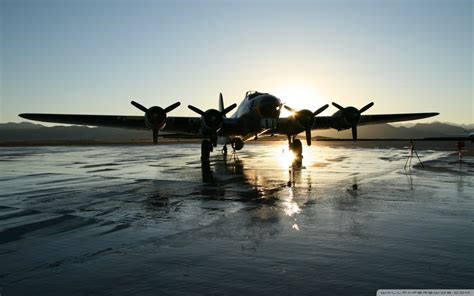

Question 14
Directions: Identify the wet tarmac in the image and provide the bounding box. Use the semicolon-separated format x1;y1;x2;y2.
0;142;473;295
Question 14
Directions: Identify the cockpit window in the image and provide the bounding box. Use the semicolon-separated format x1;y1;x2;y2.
246;91;266;100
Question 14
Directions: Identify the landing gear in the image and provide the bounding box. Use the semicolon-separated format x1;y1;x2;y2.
291;139;303;158
210;135;218;148
288;136;303;159
201;139;212;160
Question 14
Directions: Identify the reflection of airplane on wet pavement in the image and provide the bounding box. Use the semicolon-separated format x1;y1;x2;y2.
20;91;438;160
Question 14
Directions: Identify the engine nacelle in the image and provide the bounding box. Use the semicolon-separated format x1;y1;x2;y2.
144;106;167;130
200;109;224;134
188;98;237;137
131;100;180;144
330;102;374;141
330;107;360;130
285;109;314;134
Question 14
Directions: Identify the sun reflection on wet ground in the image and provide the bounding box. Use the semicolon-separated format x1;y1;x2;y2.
0;142;473;295
282;186;301;217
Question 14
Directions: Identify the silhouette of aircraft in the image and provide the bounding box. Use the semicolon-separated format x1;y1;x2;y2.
20;91;439;159
425;130;474;143
447;131;474;141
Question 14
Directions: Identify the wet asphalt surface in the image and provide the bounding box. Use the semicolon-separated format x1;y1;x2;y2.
0;142;473;295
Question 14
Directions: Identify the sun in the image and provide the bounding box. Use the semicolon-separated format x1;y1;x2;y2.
272;85;329;117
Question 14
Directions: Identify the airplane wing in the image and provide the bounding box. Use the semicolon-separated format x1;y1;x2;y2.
356;113;440;126
18;113;202;134
271;112;439;135
19;113;148;129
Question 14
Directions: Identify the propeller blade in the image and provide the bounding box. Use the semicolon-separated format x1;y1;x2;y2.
221;103;237;116
164;102;181;113
284;105;296;113
219;92;224;113
305;129;312;146
359;102;374;113
332;102;344;111
153;129;158;144
351;125;357;141
313;104;329;116
188;105;205;116
131;101;148;113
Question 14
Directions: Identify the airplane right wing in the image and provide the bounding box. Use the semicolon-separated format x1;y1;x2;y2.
19;113;148;130
18;113;204;135
18;112;244;140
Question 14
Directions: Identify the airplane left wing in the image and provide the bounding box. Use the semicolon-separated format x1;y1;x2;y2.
271;112;439;135
356;112;439;126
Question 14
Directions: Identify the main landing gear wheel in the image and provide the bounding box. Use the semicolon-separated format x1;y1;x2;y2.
290;139;303;159
201;139;212;160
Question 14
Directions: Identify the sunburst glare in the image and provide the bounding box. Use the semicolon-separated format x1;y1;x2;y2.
272;85;329;117
277;144;296;168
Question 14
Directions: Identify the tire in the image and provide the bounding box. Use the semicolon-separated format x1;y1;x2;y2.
292;139;303;158
201;139;211;160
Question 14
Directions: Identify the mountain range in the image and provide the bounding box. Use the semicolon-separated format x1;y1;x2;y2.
0;121;472;143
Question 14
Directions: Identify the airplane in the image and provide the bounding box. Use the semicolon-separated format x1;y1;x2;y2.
424;131;474;143
19;90;439;160
446;131;474;142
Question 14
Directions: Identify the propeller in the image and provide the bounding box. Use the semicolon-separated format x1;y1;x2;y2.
284;104;329;146
331;101;374;141
188;103;236;132
188;92;237;133
188;94;237;146
131;100;181;144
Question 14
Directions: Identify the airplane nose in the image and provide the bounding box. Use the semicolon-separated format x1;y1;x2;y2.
258;95;281;118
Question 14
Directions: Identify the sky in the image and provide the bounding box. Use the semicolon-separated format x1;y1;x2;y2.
1;0;472;124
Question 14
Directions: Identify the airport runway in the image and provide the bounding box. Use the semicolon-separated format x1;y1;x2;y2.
0;142;473;295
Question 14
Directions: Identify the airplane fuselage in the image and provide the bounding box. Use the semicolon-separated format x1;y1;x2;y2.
219;91;282;141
